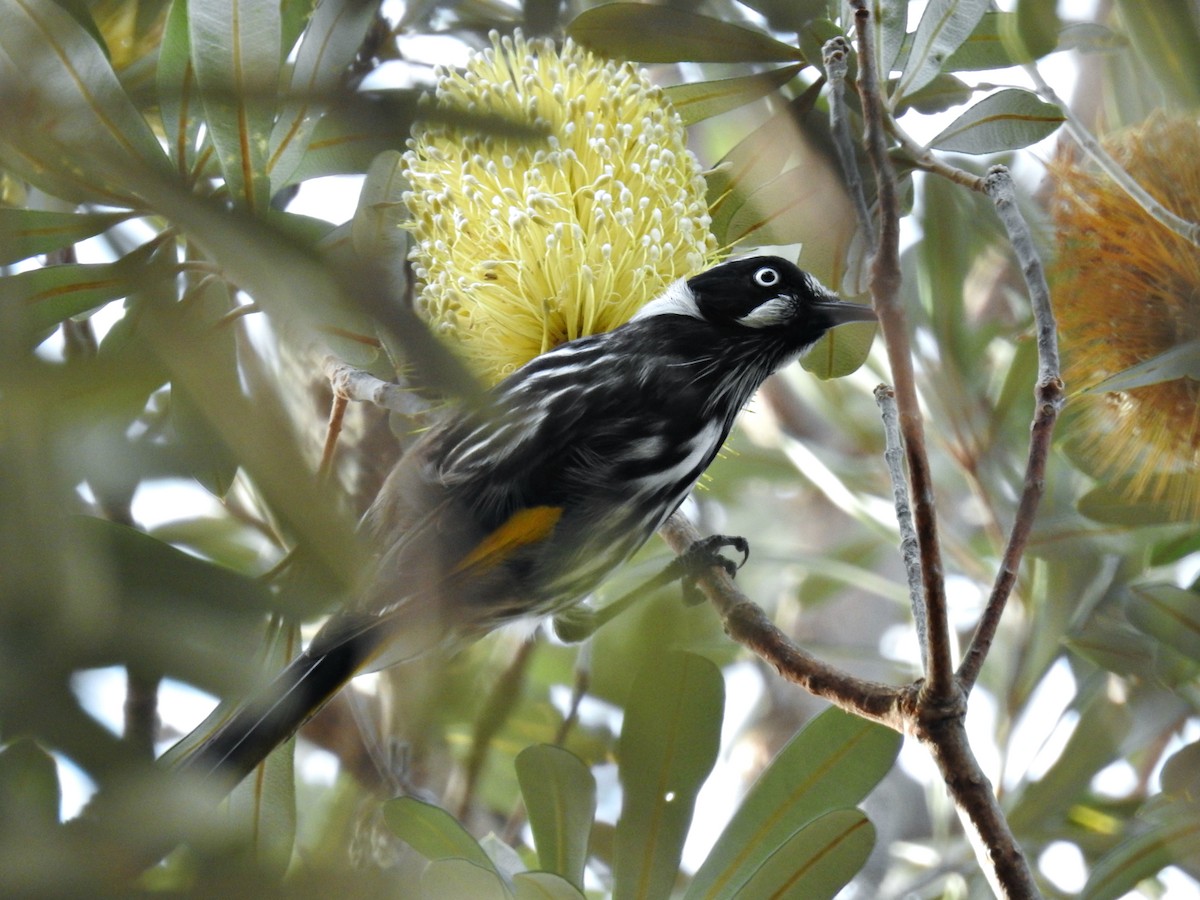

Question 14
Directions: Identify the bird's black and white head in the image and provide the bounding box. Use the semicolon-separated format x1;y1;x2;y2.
633;255;875;372
634;256;875;345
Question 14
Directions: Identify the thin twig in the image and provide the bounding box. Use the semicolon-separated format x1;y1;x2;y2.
660;514;906;730
850;2;953;700
1025;63;1200;248
959;167;1064;691
322;356;433;415
874;384;926;668
823;36;875;247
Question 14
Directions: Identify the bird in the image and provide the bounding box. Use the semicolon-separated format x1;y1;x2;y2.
174;255;876;790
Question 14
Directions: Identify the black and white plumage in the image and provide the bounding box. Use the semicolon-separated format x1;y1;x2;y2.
176;255;875;787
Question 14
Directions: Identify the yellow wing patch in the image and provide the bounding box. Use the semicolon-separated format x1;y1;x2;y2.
454;506;563;576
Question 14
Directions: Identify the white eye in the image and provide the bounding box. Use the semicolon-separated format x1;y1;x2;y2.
754;266;780;287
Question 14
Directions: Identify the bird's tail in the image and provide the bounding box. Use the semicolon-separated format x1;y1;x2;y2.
170;629;385;789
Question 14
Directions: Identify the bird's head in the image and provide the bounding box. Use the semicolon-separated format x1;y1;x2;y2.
632;256;875;358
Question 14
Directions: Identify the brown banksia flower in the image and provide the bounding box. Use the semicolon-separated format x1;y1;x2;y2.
1052;113;1200;518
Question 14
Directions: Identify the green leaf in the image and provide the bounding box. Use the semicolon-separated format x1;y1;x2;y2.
1083;340;1200;393
1115;0;1200;108
280;90;422;186
383;796;496;872
169;279;240;497
1083;804;1200;900
188;0;281;212
568;4;805;63
928;88;1063;153
516;745;596;891
801;319;877;380
226;621;299;879
893;0;987;101
1008;688;1132;834
706;84;824;248
1127;583;1200;662
0;0;171;205
0;239;175;349
512;871;587;900
0;739;61;831
665;65;804;126
1002;0;1061;63
1065;621;1156;679
868;0;909;79
721;164;859;289
892;73;973;116
942;11;1020;70
1077;482;1193;526
67;515;279;695
267;0;377;189
685;708;899;900
0;208;131;265
733;809;875;900
419;858;512;900
158;0;204;175
613;652;724;900
351;149;409;266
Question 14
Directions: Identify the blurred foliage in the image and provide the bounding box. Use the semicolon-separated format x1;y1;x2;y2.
0;0;1199;897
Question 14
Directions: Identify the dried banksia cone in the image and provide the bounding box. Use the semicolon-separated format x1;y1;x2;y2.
1052;114;1200;519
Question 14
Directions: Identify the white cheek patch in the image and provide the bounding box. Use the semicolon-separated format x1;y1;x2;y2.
736;294;792;328
631;277;703;321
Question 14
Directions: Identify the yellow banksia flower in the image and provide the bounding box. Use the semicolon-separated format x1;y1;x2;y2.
1052;114;1200;518
403;32;719;383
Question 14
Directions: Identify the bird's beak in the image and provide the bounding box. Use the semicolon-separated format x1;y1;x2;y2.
813;297;877;327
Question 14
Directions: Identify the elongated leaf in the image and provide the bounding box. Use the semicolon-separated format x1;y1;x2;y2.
516;745;596;891
0;739;60;831
513;871;586;900
706;85;824;246
1115;0;1200;108
1128;583;1200;661
723;164;859;288
0;0;170;205
1084;340;1200;393
928;88;1063;154
1;239;175;348
351;149;409;263
868;0;909;79
665;65;804;126
733;809;874;900
893;0;987;101
1004;0;1061;63
267;0;377;189
158;0;204;174
188;0;281;211
613;652;724;900
420;859;511;900
685;707;899;900
802;320;876;380
943;11;1018;71
383;796;496;872
1007;689;1132;833
892;73;973;116
568;4;805;63
1084;806;1200;900
227;621;299;878
0;208;130;265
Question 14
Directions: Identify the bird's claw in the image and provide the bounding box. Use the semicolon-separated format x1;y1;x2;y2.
677;534;750;606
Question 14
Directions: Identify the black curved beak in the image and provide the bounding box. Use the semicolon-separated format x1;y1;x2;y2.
813;297;877;327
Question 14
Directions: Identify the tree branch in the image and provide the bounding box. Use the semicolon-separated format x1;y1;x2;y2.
659;514;906;731
958;168;1064;691
849;1;953;700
